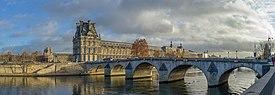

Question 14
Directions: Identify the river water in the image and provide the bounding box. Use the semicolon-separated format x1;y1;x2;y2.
0;68;256;95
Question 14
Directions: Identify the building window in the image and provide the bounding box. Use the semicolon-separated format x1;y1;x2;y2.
92;55;95;61
92;48;95;54
88;54;90;61
83;55;86;61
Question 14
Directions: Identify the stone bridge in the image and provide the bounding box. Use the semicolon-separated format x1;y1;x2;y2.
80;58;271;87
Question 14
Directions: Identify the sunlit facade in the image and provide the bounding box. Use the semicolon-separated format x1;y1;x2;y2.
73;20;132;62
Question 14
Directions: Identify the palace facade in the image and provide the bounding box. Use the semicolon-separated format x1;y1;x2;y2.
73;20;133;62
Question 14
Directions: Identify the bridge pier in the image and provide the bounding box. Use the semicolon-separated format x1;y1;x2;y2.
104;68;111;77
125;63;134;79
159;70;169;82
159;63;169;82
104;64;111;77
206;75;222;87
125;69;134;79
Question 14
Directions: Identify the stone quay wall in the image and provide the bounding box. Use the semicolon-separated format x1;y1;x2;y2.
0;63;87;76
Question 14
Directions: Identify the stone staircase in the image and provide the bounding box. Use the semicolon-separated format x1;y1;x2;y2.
34;64;56;74
30;64;54;73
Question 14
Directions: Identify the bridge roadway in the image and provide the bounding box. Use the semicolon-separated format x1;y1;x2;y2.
81;57;271;87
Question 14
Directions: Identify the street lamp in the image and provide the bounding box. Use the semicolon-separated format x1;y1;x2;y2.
227;52;230;58
235;50;238;59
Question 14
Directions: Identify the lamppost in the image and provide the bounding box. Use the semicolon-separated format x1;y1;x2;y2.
204;50;208;58
227;52;230;58
235;50;238;59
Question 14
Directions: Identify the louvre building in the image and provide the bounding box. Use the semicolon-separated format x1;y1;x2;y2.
73;20;138;62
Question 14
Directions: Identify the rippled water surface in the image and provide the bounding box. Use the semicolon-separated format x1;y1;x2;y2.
0;68;257;95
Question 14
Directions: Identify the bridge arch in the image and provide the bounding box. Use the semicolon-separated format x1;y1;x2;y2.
167;64;209;83
89;65;105;75
132;62;159;79
111;64;125;76
218;65;260;86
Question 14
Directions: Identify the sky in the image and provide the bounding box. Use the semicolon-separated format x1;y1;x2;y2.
0;0;275;54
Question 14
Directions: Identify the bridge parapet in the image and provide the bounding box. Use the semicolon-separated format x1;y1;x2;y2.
87;58;269;64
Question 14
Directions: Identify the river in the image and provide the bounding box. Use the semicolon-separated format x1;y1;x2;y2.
0;68;256;95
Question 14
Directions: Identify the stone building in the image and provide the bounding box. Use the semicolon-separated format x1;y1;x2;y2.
160;41;199;58
42;47;73;63
42;47;54;62
73;20;132;62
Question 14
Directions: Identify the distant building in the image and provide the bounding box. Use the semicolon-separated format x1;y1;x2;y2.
42;47;54;62
160;41;199;58
197;53;209;58
42;47;73;63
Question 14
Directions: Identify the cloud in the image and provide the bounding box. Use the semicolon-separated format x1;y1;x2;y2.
10;21;58;38
6;0;274;53
26;31;74;52
44;0;120;19
2;32;73;53
0;20;12;30
7;20;73;53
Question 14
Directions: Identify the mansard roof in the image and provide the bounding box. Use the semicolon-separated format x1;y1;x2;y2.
101;40;132;48
75;20;99;38
101;40;160;49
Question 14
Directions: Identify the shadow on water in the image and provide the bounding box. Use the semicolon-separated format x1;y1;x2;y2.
208;83;235;95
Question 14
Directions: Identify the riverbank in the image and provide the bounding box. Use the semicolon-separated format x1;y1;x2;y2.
0;63;87;77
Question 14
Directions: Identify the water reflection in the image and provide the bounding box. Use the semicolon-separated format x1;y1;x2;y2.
72;85;81;95
0;68;256;95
